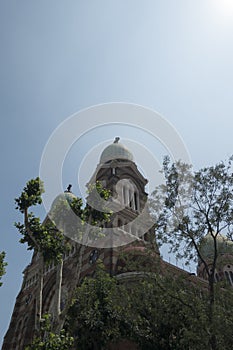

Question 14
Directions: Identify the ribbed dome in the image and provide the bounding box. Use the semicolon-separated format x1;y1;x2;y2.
100;138;134;163
199;232;233;259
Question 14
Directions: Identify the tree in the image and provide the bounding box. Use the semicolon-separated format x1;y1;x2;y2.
64;253;215;350
25;314;74;350
150;156;233;350
15;177;67;330
66;261;127;350
116;248;210;350
65;252;233;350
15;177;111;334
0;251;7;287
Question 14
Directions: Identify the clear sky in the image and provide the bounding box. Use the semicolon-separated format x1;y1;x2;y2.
1;0;233;345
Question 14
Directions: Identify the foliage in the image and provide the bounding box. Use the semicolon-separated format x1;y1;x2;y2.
15;177;44;212
150;156;233;350
128;277;205;350
15;177;67;263
64;256;233;350
15;178;112;263
0;251;7;287
150;156;233;265
66;261;126;349
117;250;209;350
25;314;74;350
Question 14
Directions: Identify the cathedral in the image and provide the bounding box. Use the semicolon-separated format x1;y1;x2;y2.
3;138;233;349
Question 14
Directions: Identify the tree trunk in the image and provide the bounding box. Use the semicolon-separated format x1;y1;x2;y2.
52;215;93;333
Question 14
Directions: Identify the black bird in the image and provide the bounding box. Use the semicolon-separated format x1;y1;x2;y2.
65;184;72;192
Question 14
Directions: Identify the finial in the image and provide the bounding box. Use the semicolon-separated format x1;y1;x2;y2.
114;137;120;144
65;184;72;193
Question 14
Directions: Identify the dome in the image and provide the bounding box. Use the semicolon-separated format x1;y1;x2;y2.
100;138;134;164
50;191;77;211
199;232;233;259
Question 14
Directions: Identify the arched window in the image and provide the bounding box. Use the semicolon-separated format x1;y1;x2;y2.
119;178;140;210
230;271;233;284
223;264;233;285
225;271;231;284
134;192;138;211
129;189;133;208
122;186;126;204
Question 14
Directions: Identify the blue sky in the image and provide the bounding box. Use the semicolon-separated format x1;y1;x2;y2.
1;0;233;345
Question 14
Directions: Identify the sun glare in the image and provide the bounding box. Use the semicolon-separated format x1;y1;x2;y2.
213;0;233;17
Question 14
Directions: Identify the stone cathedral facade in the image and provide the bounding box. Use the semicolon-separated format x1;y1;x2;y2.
3;138;233;349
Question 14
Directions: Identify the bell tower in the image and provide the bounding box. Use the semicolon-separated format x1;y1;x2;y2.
89;138;156;247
